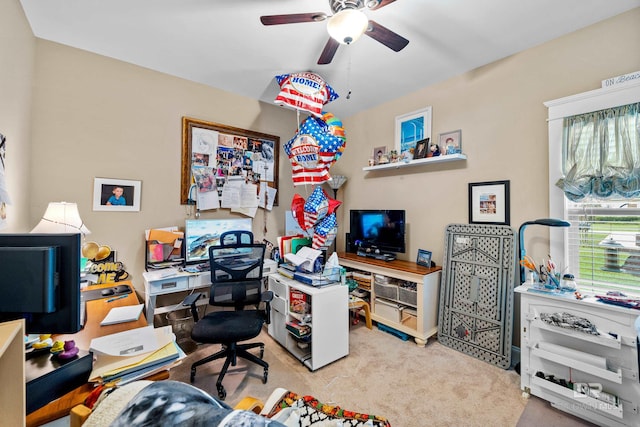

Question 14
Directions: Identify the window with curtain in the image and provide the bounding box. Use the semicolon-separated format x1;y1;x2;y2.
558;102;640;293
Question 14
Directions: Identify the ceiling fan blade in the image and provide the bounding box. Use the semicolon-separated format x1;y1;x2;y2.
260;12;327;26
365;20;409;52
317;38;340;65
369;0;397;11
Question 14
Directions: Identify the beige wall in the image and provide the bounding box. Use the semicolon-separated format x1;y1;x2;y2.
0;0;36;231
28;40;298;289
338;8;640;267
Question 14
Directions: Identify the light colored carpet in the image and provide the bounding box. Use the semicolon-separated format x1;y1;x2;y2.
170;323;531;426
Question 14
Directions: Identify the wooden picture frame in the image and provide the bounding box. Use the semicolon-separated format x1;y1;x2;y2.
395;106;432;156
468;180;510;225
416;249;432;267
413;138;430;159
439;130;462;155
180;117;279;205
93;178;141;212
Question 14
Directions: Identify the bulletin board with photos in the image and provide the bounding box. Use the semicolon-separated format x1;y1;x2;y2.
181;117;280;206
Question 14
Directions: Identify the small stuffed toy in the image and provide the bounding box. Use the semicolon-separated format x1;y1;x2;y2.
429;143;441;157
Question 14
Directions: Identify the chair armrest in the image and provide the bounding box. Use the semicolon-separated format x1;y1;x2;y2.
182;292;203;322
261;290;274;303
261;290;273;324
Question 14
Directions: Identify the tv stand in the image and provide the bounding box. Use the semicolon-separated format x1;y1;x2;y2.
356;249;396;261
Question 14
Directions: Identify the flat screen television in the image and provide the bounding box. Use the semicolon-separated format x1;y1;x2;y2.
349;210;406;254
0;233;82;334
185;218;253;264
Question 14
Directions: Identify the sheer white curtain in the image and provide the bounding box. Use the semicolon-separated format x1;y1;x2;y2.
556;102;640;201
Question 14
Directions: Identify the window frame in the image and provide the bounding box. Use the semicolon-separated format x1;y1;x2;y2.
546;81;640;291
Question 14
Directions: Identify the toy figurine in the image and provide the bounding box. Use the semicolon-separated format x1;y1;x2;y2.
429;143;441;157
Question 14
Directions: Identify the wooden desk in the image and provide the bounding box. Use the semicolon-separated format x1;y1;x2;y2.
26;282;169;427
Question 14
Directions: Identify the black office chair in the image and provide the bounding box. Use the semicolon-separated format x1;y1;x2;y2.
187;242;272;400
219;229;254;246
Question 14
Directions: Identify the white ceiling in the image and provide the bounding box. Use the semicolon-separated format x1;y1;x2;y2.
19;0;640;119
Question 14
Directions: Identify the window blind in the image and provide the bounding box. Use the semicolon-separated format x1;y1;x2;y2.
566;198;640;293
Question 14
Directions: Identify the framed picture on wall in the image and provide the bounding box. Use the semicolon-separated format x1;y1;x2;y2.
395;107;432;157
93;178;141;212
468;180;510;225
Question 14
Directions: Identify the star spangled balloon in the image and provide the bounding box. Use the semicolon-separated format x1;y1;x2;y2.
303;186;329;230
284;116;343;186
274;72;338;117
312;212;338;249
291;194;308;231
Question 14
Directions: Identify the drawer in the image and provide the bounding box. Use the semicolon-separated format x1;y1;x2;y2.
270;277;287;297
272;295;286;314
148;276;189;295
375;297;404;323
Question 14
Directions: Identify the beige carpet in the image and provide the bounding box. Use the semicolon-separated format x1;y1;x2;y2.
170;323;533;426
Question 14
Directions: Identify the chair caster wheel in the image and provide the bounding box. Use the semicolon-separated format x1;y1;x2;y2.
262;368;268;384
190;367;196;383
217;386;227;400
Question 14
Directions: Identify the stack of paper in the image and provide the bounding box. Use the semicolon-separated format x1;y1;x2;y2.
89;325;185;384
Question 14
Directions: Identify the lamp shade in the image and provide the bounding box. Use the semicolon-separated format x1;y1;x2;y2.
327;175;348;190
327;9;368;44
31;202;91;235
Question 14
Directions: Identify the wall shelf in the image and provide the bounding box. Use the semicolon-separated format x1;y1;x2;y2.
362;153;467;171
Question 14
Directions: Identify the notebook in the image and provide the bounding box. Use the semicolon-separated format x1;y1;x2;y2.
100;304;144;326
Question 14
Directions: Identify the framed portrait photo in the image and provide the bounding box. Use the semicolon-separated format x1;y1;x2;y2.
416;249;432;267
395;106;432;157
373;146;388;165
439;130;462;155
93;178;141;212
468;180;510;225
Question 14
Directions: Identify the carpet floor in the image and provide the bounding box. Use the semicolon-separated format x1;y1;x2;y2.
170;322;581;426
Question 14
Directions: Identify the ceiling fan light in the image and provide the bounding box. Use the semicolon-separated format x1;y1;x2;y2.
327;9;368;45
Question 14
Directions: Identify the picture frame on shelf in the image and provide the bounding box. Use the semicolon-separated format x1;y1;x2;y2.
373;146;388;165
413;138;430;159
439;130;462;155
468;180;510;225
93;177;141;212
416;249;432;267
395;107;432;157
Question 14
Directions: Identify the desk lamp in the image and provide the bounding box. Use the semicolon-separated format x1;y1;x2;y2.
31;202;91;235
518;218;570;284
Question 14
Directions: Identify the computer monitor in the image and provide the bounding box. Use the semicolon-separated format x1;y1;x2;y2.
0;233;82;334
185;218;253;264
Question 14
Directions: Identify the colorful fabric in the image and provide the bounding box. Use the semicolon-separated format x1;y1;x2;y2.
266;391;391;427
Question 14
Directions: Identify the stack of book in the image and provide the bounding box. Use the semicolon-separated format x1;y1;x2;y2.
89;325;185;384
285;319;311;339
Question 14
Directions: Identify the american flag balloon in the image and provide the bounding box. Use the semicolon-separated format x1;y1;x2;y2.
303;186;329;230
312;212;338;249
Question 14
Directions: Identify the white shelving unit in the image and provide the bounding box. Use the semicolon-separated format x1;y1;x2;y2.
267;275;348;371
516;286;640;427
362;153;466;171
338;252;441;347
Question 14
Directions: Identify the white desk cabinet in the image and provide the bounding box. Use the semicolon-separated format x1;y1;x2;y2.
268;275;348;371
338;252;441;347
142;260;278;324
517;286;640;427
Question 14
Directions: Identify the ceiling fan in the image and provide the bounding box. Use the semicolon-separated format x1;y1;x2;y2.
260;0;409;65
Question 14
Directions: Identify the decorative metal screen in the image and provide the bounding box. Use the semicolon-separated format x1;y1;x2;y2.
438;224;516;369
